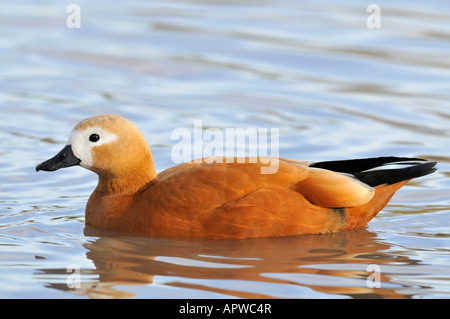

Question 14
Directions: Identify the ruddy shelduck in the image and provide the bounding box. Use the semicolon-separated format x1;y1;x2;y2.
36;114;437;239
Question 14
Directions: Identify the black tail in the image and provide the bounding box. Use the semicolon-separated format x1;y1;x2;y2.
310;156;437;187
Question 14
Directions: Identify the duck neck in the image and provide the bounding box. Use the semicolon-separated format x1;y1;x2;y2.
97;172;156;195
95;161;157;195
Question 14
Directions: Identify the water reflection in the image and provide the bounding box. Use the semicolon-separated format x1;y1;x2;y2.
35;227;427;299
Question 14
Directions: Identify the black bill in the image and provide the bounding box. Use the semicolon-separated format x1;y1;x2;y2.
36;145;81;172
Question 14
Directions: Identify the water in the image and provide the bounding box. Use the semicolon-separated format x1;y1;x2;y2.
1;0;450;299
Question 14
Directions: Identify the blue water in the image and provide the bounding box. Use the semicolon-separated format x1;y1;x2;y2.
1;0;450;298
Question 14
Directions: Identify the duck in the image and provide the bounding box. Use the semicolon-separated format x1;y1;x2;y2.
36;114;437;239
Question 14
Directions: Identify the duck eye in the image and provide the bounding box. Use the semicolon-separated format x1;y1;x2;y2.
89;134;100;142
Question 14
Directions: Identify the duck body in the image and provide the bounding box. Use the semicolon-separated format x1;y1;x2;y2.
36;115;437;239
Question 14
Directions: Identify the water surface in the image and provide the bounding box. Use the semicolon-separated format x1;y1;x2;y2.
1;0;450;299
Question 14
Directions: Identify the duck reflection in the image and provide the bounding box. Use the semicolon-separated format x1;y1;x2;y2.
38;227;416;298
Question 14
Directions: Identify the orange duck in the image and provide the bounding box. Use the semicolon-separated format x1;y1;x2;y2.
36;114;436;239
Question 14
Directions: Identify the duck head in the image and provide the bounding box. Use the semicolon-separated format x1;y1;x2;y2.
36;114;157;193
